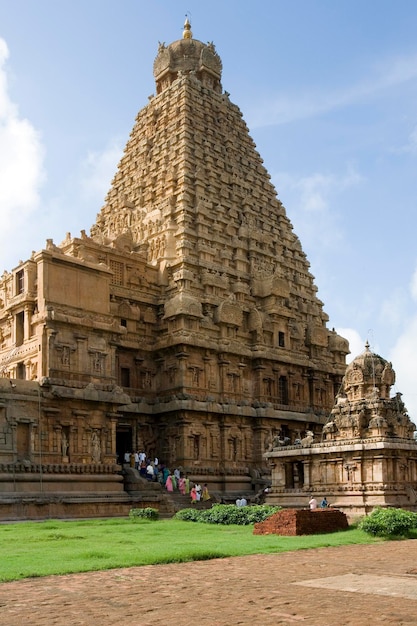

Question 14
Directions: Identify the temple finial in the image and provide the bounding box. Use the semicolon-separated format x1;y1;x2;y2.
183;16;192;39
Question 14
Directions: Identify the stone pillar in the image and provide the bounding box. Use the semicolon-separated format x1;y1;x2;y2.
24;304;32;341
175;349;189;387
303;459;311;489
218;415;227;491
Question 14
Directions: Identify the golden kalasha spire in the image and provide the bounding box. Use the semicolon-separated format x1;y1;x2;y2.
183;17;192;39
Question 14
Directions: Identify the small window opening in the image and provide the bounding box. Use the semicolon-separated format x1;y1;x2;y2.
120;367;131;388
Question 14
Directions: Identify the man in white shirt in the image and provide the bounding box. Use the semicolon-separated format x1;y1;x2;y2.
195;483;202;501
146;463;154;480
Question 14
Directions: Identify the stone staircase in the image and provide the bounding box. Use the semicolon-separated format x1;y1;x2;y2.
159;490;216;517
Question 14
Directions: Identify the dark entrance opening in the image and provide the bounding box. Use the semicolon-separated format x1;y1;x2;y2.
116;425;132;464
284;461;304;489
295;461;304;488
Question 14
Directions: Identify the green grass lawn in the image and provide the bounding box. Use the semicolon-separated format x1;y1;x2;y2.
0;517;384;582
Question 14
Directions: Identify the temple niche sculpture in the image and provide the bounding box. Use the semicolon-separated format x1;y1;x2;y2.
0;20;349;518
265;343;417;514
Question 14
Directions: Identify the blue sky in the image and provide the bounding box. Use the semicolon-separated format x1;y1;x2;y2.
1;1;417;417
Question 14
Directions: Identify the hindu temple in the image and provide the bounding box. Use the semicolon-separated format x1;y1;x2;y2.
0;20;350;518
265;342;417;514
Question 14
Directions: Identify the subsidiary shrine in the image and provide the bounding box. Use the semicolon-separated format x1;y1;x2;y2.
0;20;414;519
265;343;417;515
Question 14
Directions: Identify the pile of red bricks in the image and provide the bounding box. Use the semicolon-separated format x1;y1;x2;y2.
253;508;349;536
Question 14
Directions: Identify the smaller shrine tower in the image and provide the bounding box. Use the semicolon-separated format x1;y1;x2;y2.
265;343;417;514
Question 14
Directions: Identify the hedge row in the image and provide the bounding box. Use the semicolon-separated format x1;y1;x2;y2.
174;504;280;525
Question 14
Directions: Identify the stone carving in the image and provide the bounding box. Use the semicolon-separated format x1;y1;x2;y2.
61;431;69;457
0;21;352;506
216;296;243;326
91;432;101;463
266;343;417;515
301;430;314;446
163;293;203;319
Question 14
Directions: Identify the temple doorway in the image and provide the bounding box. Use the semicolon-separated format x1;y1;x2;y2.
116;425;132;464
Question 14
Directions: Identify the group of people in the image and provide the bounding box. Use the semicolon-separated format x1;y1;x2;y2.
123;454;212;505
235;496;248;507
123;450;162;482
190;483;211;503
309;496;329;510
164;470;211;504
164;468;188;493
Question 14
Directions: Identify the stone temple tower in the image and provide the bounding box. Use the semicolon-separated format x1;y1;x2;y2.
265;343;417;513
88;18;349;484
0;20;349;503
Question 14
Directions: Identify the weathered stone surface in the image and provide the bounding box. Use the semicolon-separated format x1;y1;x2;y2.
0;20;349;515
265;343;417;514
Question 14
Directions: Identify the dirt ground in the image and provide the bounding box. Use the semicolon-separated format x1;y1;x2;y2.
1;540;417;625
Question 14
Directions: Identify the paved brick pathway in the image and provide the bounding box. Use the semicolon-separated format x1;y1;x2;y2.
0;540;416;625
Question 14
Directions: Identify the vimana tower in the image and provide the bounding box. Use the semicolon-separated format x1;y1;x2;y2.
0;20;348;515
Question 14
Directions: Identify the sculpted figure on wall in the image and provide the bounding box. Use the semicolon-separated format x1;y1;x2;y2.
61;431;69;458
91;432;101;463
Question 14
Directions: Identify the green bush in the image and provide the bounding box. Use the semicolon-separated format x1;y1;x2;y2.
199;504;249;525
174;508;202;522
174;504;280;525
359;507;417;537
129;507;159;521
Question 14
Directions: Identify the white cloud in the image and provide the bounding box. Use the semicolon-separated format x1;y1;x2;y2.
390;315;417;420
335;327;365;363
79;141;123;204
0;37;45;260
378;287;409;331
273;165;362;257
29;140;124;248
389;262;417;419
249;51;417;128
